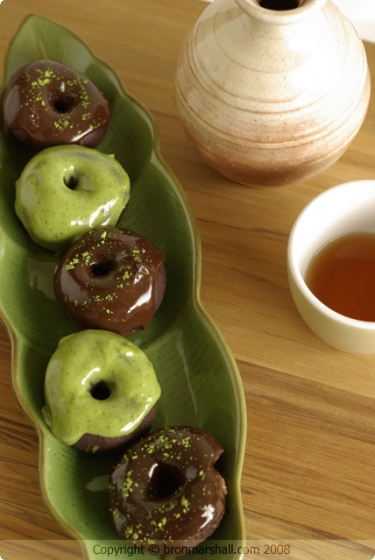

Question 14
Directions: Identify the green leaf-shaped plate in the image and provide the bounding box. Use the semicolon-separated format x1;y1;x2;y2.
0;15;247;560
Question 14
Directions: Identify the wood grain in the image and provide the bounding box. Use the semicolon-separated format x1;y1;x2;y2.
1;0;375;558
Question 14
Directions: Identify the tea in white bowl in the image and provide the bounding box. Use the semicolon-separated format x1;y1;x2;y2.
287;180;375;353
305;232;375;322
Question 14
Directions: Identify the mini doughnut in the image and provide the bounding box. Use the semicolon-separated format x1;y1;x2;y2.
15;145;130;253
42;330;161;454
108;426;227;552
54;227;166;336
3;60;112;150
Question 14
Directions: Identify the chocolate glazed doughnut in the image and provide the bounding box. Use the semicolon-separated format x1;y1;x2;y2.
54;227;166;336
108;426;227;554
3;60;111;150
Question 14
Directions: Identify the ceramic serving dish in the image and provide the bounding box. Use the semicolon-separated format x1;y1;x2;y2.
0;14;247;560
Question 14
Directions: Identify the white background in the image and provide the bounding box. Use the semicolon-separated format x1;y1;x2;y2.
200;0;375;43
332;0;375;42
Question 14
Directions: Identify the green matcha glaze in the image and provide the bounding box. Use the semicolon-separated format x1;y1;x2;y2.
42;330;160;446
15;145;130;253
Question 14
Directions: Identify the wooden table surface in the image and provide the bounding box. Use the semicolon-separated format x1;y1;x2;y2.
1;0;375;559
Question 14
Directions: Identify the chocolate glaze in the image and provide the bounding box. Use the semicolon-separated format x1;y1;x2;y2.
74;404;157;455
54;227;166;336
3;60;111;150
108;426;227;553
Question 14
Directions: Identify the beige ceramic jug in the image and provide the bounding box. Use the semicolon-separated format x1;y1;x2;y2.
175;0;371;187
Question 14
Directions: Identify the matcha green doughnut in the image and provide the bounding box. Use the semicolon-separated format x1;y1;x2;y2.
15;145;130;253
42;330;161;452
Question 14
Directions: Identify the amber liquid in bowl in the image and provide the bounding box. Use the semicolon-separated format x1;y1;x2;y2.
305;232;375;322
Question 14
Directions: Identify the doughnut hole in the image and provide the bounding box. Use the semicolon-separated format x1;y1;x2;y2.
147;463;186;500
49;90;79;114
63;173;79;190
90;258;117;277
90;380;113;400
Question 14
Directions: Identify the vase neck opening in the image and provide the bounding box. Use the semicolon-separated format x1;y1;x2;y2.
235;0;328;23
259;0;299;10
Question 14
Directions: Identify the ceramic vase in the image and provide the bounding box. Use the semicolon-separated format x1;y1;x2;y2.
175;0;371;187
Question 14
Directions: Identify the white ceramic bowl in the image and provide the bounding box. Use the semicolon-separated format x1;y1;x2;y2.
287;180;375;354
